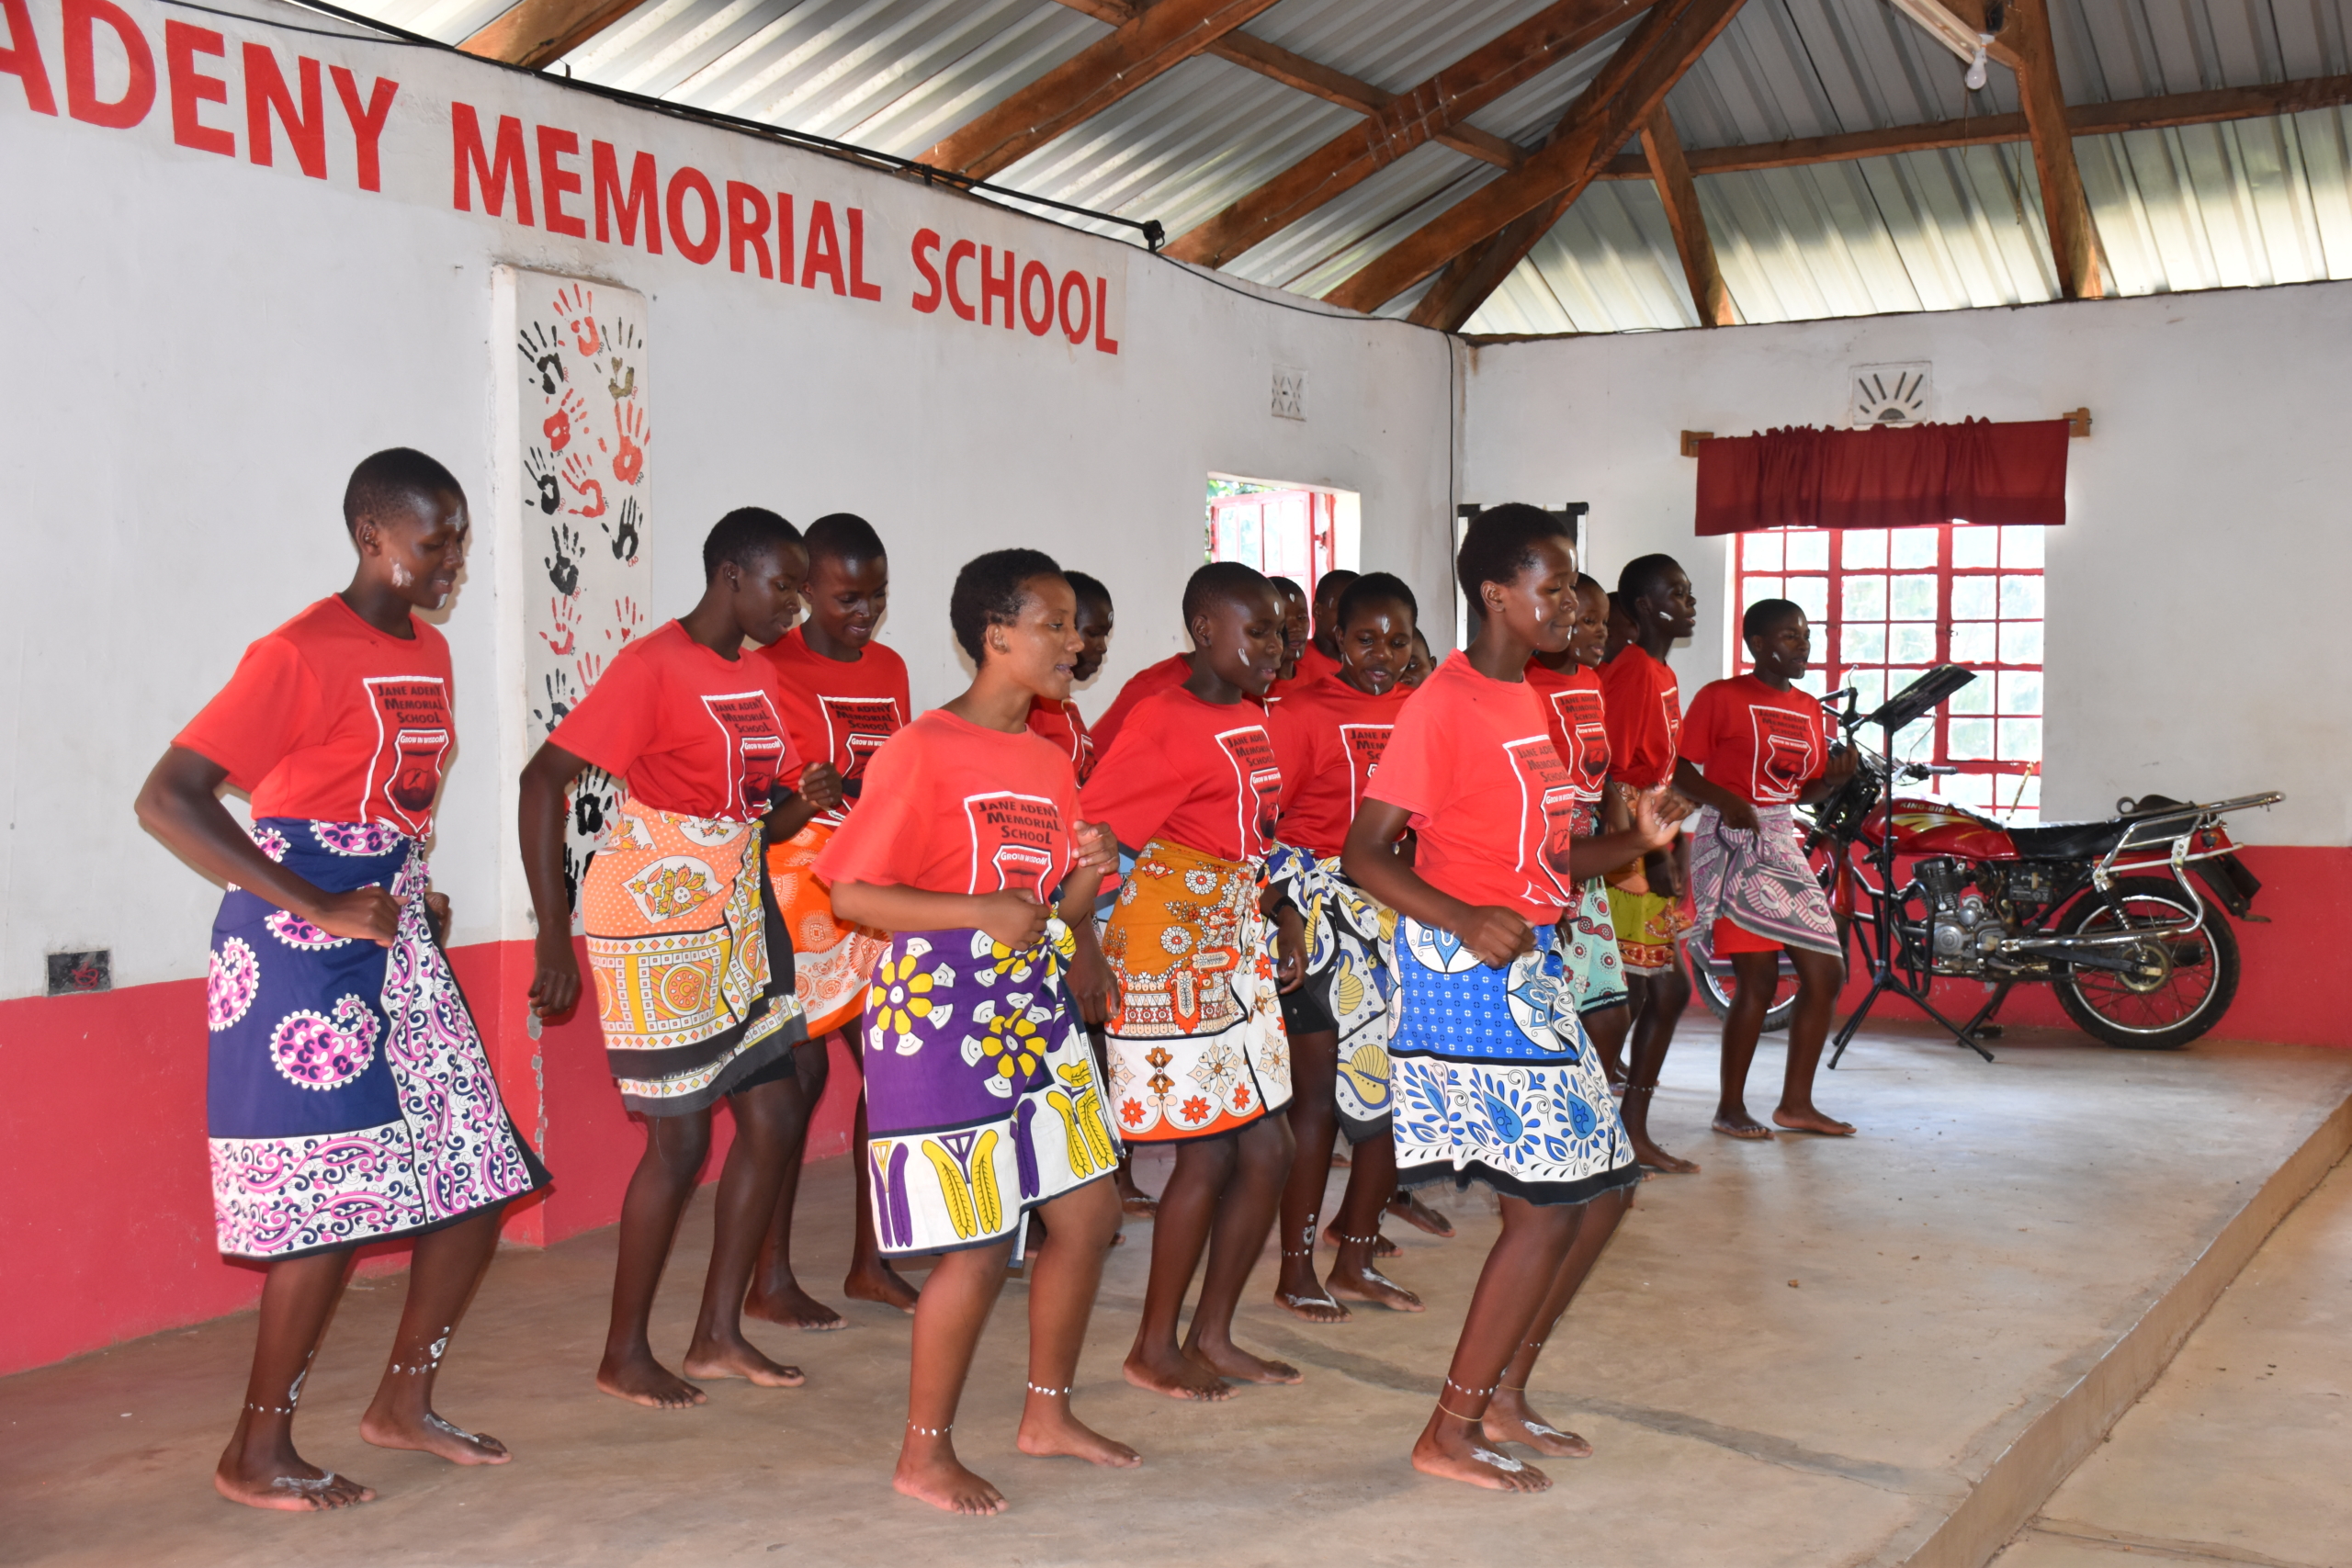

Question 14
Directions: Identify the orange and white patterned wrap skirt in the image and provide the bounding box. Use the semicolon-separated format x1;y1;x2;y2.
1101;838;1291;1144
766;819;891;1038
583;800;804;1116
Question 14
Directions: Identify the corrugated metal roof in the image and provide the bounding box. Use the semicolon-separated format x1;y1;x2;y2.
332;0;2352;333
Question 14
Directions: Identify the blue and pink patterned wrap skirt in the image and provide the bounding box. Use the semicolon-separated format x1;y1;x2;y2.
1389;916;1638;1208
861;919;1119;1257
204;819;548;1259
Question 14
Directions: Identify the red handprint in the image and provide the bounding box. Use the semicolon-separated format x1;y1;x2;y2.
553;285;601;356
543;388;587;454
611;595;645;646
539;594;580;656
576;650;606;688
562;451;607;520
612;401;649;486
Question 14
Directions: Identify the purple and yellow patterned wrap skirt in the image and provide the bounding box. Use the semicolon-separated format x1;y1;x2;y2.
861;919;1118;1257
204;820;548;1259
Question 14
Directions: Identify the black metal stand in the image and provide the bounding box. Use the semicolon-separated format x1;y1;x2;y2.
1827;720;1999;1068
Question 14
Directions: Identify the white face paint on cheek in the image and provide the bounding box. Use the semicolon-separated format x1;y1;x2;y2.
390;561;415;589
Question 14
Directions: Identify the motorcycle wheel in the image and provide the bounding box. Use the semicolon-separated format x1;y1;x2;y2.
1688;949;1798;1033
2052;875;2241;1050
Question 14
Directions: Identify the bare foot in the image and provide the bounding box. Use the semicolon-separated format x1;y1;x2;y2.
744;1279;847;1331
1123;1345;1233;1401
214;1444;376;1512
680;1336;806;1388
1016;1401;1142;1468
1712;1111;1774;1140
1600;1057;1628;1088
1274;1286;1351;1324
1116;1168;1158;1217
844;1258;922;1314
1411;1420;1552;1494
893;1440;1007;1517
1480;1391;1592;1459
1633;1136;1701;1174
1324;1222;1399;1258
596;1350;707;1409
1386;1191;1455;1238
1773;1106;1857;1136
1186;1340;1302;1386
358;1405;512;1464
1328;1263;1425;1313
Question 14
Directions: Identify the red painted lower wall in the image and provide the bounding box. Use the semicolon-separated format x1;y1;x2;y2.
0;936;858;1378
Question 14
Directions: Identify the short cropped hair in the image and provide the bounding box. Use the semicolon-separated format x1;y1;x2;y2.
951;547;1062;663
1577;573;1604;595
1267;574;1306;603
807;512;886;565
1065;570;1112;614
1456;503;1573;605
703;507;803;581
1618;552;1685;606
1314;569;1359;611
1338;570;1418;626
343;447;463;533
1182;560;1273;629
1741;596;1804;640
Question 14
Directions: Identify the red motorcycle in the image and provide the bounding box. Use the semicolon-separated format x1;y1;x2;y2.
1690;666;2281;1055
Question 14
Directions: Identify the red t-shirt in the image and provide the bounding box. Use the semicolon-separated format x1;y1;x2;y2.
1276;673;1412;859
1363;651;1577;922
1026;695;1097;784
757;627;910;813
175;596;457;837
1082;686;1283;863
814;710;1079;900
548;620;798;822
1295;644;1341;683
1599;643;1681;790
1089;652;1190;757
1525;658;1611;832
1680;675;1835;806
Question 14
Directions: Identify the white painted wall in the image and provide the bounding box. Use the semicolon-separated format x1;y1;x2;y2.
1462;283;2352;849
0;0;1455;998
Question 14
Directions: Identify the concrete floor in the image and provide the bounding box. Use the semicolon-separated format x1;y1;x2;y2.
1992;1156;2352;1568
6;1023;2350;1568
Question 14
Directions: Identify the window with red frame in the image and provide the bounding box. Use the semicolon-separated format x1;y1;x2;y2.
1733;524;2045;823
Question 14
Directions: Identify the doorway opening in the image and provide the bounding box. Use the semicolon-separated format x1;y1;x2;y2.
1205;475;1361;604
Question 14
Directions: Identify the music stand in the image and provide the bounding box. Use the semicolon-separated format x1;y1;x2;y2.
1827;665;2000;1066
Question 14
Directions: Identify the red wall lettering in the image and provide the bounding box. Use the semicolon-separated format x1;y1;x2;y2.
243;45;324;179
774;192;794;282
1095;276;1118;355
1057;269;1091;345
910;227;943;313
801;198;844;294
537;124;585;237
0;0;59;116
591;139;660;252
944;239;977;321
979;244;1013;329
666;164;718;264
451;102;533;224
64;0;152;129
847;207;882;302
726;180;770;278
328;66;395;193
1018;259;1053;337
162;19;228;156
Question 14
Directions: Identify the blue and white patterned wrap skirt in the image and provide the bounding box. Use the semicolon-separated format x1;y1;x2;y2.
204;818;548;1259
1388;916;1639;1206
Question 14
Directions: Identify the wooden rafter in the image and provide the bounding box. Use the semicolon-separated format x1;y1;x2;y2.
1331;0;1747;325
459;0;642;71
1165;0;1652;269
922;0;1282;181
1585;72;2352;180
2003;0;2101;298
1639;105;1733;324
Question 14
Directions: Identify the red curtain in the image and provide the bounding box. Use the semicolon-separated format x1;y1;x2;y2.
1693;418;2071;536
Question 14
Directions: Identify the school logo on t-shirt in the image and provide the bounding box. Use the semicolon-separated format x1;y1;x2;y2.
362;676;452;835
962;793;1064;897
1748;705;1820;803
1502;734;1580;904
1214;725;1284;857
818;695;905;800
1660;684;1683;758
1339;723;1394;814
701;692;789;818
1546;690;1610;803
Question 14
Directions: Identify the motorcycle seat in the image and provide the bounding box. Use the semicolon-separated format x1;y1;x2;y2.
2006;818;2132;860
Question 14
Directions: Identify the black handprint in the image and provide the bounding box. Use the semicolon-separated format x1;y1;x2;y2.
607;357;637;400
545;522;582;597
572;767;616;839
531;668;580;736
525;446;560;514
516;323;566;394
604;495;642;563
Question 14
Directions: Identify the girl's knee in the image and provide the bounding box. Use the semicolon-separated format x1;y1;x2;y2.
645;1112;712;1177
